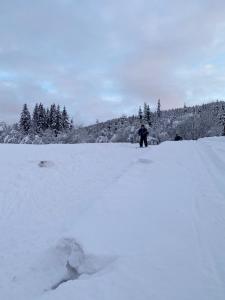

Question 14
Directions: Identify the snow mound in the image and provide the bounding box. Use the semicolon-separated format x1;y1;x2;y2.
56;238;85;270
49;238;116;290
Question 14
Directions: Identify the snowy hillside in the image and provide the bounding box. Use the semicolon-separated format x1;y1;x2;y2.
72;101;225;144
0;138;225;300
1;100;225;144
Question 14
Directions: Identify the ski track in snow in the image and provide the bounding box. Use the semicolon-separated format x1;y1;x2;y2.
195;140;225;289
0;139;225;300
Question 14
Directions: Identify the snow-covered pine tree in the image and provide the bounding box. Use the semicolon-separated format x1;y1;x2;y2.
138;106;143;121
62;106;70;130
46;107;50;129
143;103;148;121
219;105;225;136
32;103;39;133
69;119;74;130
146;104;151;125
157;99;161;118
38;103;47;132
213;100;220;118
19;104;31;133
56;105;63;132
49;104;58;132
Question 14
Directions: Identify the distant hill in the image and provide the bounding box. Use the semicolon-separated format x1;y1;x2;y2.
72;101;225;143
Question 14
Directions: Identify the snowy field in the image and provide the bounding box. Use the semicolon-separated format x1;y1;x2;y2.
0;138;225;300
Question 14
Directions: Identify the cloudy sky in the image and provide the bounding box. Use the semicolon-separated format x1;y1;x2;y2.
0;0;225;124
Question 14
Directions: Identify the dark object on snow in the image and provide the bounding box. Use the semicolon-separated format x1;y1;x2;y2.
51;261;80;290
39;161;48;167
174;134;183;141
138;125;149;147
38;160;54;168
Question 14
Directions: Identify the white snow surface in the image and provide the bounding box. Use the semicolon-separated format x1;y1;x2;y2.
0;138;225;300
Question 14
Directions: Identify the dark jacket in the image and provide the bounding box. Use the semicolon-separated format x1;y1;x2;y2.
174;134;183;141
138;127;149;137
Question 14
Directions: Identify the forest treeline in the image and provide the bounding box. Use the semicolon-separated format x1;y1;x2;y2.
0;100;225;144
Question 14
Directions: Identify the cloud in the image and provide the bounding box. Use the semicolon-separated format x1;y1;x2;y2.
0;0;225;123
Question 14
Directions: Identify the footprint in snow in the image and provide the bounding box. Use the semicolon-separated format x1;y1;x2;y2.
138;158;153;164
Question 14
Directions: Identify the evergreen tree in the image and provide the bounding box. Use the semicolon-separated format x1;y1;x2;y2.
143;102;148;121
219;105;225;136
157;99;161;118
62;106;70;130
38;103;47;132
46;107;50;129
146;104;151;125
56;105;63;132
49;104;58;132
19;104;31;133
70;119;74;130
32;103;39;133
138;106;143;120
214;100;220;117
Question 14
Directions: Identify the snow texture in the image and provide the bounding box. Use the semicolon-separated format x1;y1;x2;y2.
0;138;225;300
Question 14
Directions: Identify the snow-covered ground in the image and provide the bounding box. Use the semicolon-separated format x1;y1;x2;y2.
0;138;225;300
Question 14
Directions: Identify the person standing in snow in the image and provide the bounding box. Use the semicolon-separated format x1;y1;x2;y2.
138;124;149;148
